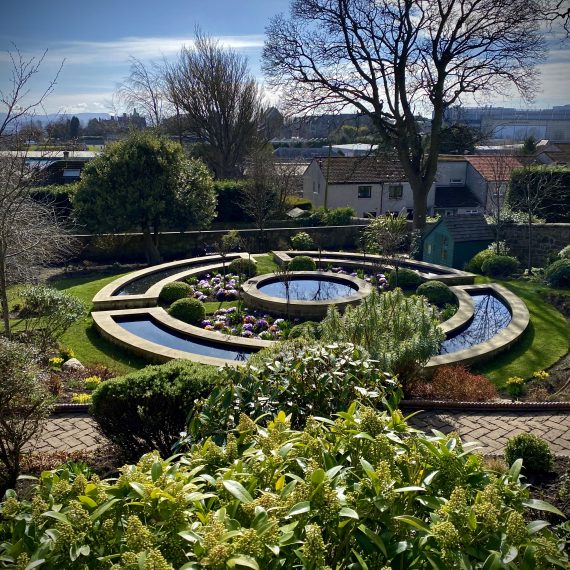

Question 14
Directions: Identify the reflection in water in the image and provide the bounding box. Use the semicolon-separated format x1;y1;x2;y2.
259;278;358;301
440;294;511;354
116;316;253;361
114;264;198;296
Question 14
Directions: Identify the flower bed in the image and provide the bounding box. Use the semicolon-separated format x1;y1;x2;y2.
185;273;241;302
48;359;114;404
201;307;290;340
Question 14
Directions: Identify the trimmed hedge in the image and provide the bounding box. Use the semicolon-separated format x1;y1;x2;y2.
467;249;496;273
481;255;520;278
288;320;321;340
545;258;570;288
504;433;554;475
168;297;206;324
388;267;423;289
90;360;216;458
416;280;455;306
158;281;192;305
228;257;257;278
289;255;316;271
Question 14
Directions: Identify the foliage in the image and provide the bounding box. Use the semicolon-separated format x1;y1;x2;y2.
506;376;526;399
364;212;408;261
288;255;316;271
83;376;101;391
481;255;520;278
187;273;241;302
201;308;288;340
408;366;499;402
321;289;445;379
19;285;86;351
467;249;497;274
0;339;54;491
487;241;510;256
59;345;75;361
558;245;570;260
90;360;216;458
285;195;312;211
505;433;554;475
71;393;91;404
158;281;192;305
437;123;480;154
190;342;402;442
287;320;321;340
290;231;314;250
545;259;570;288
228;257;257;278
387;267;423;290
416;281;455;306
167;298;206;324
325;206;355;225
29;183;79;219
213;179;251;223
1;406;567;569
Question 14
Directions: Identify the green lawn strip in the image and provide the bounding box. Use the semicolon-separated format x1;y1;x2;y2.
472;276;570;387
202;300;239;315
254;254;279;275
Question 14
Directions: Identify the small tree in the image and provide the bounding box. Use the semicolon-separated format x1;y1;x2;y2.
0;338;54;493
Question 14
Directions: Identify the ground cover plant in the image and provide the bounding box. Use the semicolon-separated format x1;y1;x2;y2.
201;307;289;339
1;404;567;568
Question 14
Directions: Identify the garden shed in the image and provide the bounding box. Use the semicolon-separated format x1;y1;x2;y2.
423;215;493;269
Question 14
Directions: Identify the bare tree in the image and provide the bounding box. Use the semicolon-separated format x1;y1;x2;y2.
165;31;265;178
542;0;570;35
116;57;170;129
263;0;546;230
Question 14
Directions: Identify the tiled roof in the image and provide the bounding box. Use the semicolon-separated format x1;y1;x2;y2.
428;214;494;242
312;154;407;184
434;186;481;208
465;155;523;181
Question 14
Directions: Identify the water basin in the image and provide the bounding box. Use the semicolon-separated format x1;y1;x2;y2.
258;277;358;301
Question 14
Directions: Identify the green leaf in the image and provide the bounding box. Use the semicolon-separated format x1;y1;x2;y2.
129;481;146;497
311;468;325;485
359;458;376;479
151;461;163;482
178;530;201;543
286;501;311;517
90;498;120;521
527;520;550;534
24;561;45;570
522;499;565;517
227;555;260;569
42;511;69;524
351;548;369;570
222;480;254;504
394;486;425;493
482;551;501;570
502;546;518;564
356;524;387;557
78;495;97;509
509;458;523;480
339;507;359;520
394;515;430;533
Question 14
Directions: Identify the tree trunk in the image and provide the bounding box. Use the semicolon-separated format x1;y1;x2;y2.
527;213;533;274
411;185;428;230
0;250;11;338
142;228;161;265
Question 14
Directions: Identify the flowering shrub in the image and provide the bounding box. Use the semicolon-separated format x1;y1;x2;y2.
48;356;64;370
506;376;526;399
290;231;314;250
533;370;550;380
200;307;289;339
83;376;102;391
59;346;75;361
71;393;91;404
1;405;566;569
186;273;241;302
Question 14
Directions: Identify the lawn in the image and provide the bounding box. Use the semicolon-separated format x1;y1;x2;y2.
473;276;570;387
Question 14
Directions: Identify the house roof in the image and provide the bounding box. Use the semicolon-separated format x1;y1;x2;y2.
434;186;481;208
312;154;406;184
536;142;570;165
465;155;523;181
425;214;493;242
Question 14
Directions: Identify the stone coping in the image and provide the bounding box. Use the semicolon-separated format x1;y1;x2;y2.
425;283;530;369
273;250;475;285
92;253;246;310
92;306;271;367
439;287;475;336
241;271;373;319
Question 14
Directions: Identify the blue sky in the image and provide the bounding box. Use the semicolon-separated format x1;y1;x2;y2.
1;0;569;115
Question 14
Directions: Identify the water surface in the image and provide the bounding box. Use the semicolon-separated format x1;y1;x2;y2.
259;277;358;301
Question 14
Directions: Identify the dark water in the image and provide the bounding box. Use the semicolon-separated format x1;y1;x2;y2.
114;263;199;296
259;277;358;301
115;316;253;361
440;294;512;354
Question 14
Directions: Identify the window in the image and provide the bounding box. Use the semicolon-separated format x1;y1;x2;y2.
426;243;433;255
63;168;81;178
312;181;317;194
358;185;372;198
388;184;403;199
450;178;463;184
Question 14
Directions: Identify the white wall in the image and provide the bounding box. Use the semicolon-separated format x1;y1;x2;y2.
435;160;468;185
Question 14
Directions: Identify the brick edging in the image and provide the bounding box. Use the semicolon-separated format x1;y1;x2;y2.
53;403;90;414
400;399;570;412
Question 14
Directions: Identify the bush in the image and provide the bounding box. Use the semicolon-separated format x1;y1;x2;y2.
287;320;321;340
506;376;526;399
290;231;314;250
481;255;520;278
545;258;570;288
487;241;510;255
285;196;312;211
213;179;251;223
558;244;570;259
90;360;216;458
504;433;554;475
288;255;316;271
467;248;496;273
228;257;257;278
2;405;567;569
326;206;355;225
407;365;498;401
387;267;423;289
158;281;192;305
168;297;206;324
416;280;455;306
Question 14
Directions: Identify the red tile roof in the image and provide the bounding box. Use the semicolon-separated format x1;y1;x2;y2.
313;154;406;184
465;155;523;181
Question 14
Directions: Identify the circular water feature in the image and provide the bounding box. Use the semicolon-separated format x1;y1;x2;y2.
258;276;358;301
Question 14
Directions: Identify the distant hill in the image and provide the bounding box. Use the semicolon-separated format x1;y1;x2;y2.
0;112;113;132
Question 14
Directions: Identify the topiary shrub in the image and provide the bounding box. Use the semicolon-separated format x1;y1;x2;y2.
387;267;423;289
288;255;316;271
290;231;314;250
544;258;570;288
504;432;554;475
558;244;570;259
287;320;321;340
481;255;520;278
158;281;192;305
228;257;257;278
168;297;206;324
91;360;216;458
416;281;455;306
467;248;496;273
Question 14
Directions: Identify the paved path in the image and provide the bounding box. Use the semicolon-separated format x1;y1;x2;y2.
29;410;570;456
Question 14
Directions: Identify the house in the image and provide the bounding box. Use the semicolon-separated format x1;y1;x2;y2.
434;156;483;216
534;141;570;166
302;154;423;218
422;215;494;269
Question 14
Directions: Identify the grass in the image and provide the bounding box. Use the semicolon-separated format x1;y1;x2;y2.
473;276;570;387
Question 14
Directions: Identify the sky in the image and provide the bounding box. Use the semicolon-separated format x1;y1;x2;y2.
1;0;569;117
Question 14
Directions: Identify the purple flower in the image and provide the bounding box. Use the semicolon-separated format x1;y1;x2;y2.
243;323;254;331
242;330;253;337
256;319;269;330
201;320;212;327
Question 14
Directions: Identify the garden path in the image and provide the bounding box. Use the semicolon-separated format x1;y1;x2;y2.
29;409;570;457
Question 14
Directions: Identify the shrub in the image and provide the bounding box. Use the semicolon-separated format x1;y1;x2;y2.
544;258;570;288
228;257;257;278
290;231;314;250
467;248;496;273
288;255;316;271
416;280;455;306
158;280;192;305
407;366;498;401
504;433;554;475
481;255;520;278
71;393;91;404
59;345;75;361
83;376;101;390
168;297;206;324
387;267;423;289
558;244;570;259
285;196;312;210
321;289;445;380
287;320;321;340
487;241;510;255
506;376;525;399
90;360;216;458
326;206;355;225
2;406;567;569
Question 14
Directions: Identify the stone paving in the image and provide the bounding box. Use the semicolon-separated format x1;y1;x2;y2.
28;409;570;456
